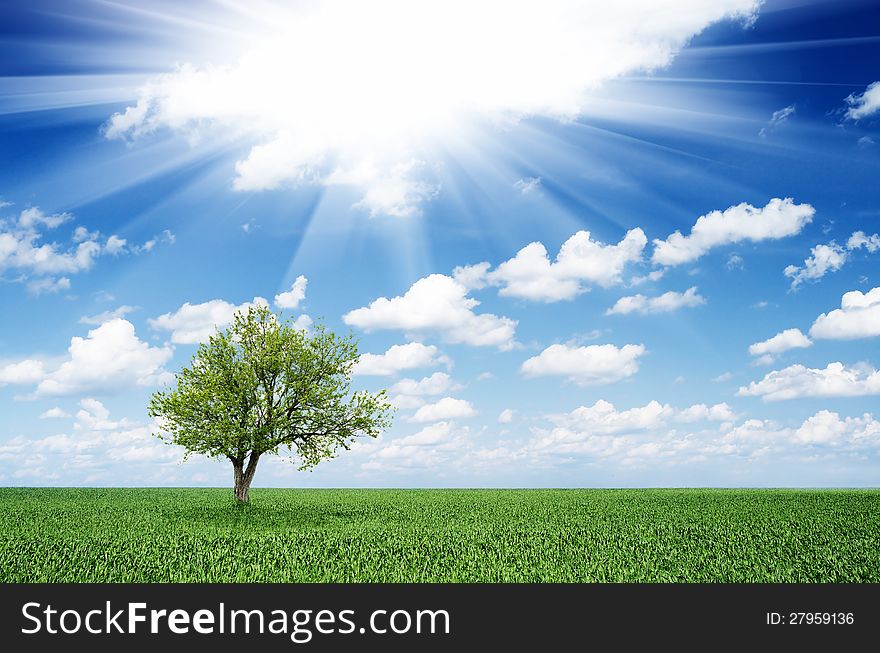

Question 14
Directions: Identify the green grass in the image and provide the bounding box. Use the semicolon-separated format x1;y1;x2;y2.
1;488;878;582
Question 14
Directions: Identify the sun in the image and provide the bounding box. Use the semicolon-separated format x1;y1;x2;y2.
102;0;761;217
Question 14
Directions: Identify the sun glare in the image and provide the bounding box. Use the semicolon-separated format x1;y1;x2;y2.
103;0;760;215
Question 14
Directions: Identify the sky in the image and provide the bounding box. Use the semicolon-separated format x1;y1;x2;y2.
1;0;880;488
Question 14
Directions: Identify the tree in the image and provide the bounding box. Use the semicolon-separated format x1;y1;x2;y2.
149;305;392;502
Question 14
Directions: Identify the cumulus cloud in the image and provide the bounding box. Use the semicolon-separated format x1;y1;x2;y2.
748;328;812;364
148;296;269;344
793;410;880;445
388;372;460;409
291;314;313;331
353;343;450;377
738;362;880;401
80;306;138;325
629;269;666;286
0;319;173;397
784;231;879;289
451;262;491;290
484;228;647;302
675;402;735;423
0;400;182;483
410;397;477;423
0;360;47;386
331;159;440;218
274;275;308;310
527;406;880;466
498;408;515;424
810;287;880;340
104;0;760;217
549;400;734;437
343;274;517;349
521;343;645;386
39;407;71;419
553;399;672;433
652;198;814;266
1;207;101;287
358;421;473;473
389;372;458;397
606;286;705;315
845;81;880;120
0;205;167;293
26;276;71;295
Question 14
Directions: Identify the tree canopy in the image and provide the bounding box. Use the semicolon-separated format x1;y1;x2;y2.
149;305;392;501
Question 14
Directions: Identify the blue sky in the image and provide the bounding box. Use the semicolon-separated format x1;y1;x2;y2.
1;0;880;487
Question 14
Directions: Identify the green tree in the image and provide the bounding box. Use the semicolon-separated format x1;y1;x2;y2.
149;305;392;502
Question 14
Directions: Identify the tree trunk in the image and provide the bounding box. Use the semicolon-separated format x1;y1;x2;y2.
232;453;261;503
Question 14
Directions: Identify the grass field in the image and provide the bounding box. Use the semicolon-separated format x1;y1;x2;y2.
1;488;878;582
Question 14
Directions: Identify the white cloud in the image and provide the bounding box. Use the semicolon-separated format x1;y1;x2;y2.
758;104;795;137
675;402;735;423
274;275;308;309
389;372;459;410
343;274;517;349
26;276;71;295
485;228;647;302
1;319;173;397
17;207;72;230
554;399;672;433
0;205;144;293
794;410;880;445
521;343;645;386
292;314;313;331
525;406;880;466
549;400;734;438
353;342;450;376
39;407;71;419
606;286;705;315
390;372;458;397
0;401;182;483
322;159;439;218
104;235;127;256
389;394;427;410
652;198;814;266
712;372;733;383
498;408;515;424
104;0;760;217
845;81;880;120
847;231;880;252
810;287;880;340
784;231;879;289
770;103;796;124
410;397;477;422
1;209;100;273
131;229;176;254
738;362;880;401
629;269;665;286
359;421;473;472
0;360;47;386
342;159;439;218
397;421;458;447
784;243;846;289
451;262;490;290
748;328;812;363
80;305;137;325
148;296;269;344
513;177;542;196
